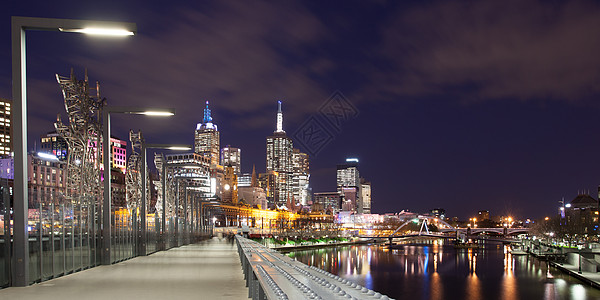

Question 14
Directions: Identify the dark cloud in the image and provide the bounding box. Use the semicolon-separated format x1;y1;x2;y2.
367;0;600;102
70;1;331;136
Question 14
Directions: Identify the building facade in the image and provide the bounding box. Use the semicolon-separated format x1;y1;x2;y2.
194;101;220;168
337;158;360;212
40;131;68;161
266;101;293;208
0;99;11;158
313;192;341;213
360;179;371;214
292;148;310;206
28;153;67;207
221;146;241;175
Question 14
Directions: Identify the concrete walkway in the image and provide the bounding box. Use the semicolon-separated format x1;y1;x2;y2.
0;237;248;300
551;261;600;288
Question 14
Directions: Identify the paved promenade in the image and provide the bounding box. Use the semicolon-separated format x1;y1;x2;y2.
551;260;600;288
0;237;248;300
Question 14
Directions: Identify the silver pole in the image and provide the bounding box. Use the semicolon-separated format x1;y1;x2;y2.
102;110;111;264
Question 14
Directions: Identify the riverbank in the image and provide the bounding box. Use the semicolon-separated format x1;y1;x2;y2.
550;260;600;289
271;239;382;252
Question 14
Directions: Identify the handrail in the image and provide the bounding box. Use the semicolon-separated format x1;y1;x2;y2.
235;235;394;300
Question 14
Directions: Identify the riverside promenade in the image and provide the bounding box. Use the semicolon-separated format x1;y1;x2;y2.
551;260;600;289
0;237;248;300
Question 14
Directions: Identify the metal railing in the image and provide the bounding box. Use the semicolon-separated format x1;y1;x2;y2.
235;235;394;300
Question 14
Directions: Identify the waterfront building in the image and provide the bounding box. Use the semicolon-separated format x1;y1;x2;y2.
337;158;360;212
561;193;599;234
0;99;11;158
292;148;310;205
360;178;371;214
195;101;220;168
221;146;241;175
266;101;293;208
40;131;68;161
313;192;341;213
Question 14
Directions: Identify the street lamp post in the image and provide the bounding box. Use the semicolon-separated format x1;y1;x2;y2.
11;16;135;286
102;107;175;265
141;143;191;253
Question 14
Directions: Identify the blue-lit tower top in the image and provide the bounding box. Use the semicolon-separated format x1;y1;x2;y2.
197;100;217;131
203;100;212;123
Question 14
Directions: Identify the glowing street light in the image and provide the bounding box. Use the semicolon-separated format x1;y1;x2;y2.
12;16;135;286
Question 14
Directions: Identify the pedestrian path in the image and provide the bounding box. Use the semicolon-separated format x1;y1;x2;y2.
0;237;248;300
551;261;600;288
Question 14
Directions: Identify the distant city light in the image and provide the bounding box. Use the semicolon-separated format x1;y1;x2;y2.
346;158;359;163
565;204;572;208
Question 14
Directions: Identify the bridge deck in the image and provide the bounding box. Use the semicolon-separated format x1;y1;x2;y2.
0;237;248;300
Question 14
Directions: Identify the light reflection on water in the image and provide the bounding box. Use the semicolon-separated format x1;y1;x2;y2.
286;241;600;299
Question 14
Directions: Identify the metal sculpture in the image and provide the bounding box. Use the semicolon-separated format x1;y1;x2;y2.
154;153;164;218
126;130;143;210
54;69;104;203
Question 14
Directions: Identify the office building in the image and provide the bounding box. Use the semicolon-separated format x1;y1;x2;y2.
195;101;220;168
266;101;293;208
313;192;341;213
360;179;371;214
337;158;360;212
221;146;241;175
292;148;310;205
40;131;68;161
28;152;67;207
0;99;11;158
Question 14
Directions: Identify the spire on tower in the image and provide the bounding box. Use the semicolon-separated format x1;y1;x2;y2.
276;100;284;133
203;101;212;123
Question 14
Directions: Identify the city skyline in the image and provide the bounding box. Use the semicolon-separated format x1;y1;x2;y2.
3;1;600;219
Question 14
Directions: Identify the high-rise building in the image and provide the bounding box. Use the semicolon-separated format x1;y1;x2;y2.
266;101;293;208
195;101;220;168
292;148;310;205
360;178;371;214
0;99;12;157
238;173;252;187
221;146;241;175
313;192;341;213
337;158;360;212
40;131;68;161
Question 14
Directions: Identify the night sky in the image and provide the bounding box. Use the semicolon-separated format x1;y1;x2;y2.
3;0;600;220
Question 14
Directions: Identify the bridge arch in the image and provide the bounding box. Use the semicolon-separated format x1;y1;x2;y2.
389;215;455;237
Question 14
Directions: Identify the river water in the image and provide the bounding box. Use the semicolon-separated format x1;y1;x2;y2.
285;241;600;300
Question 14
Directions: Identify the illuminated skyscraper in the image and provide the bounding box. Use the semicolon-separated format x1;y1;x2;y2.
0;99;12;157
292;148;310;205
195;101;220;167
221;145;241;175
266;101;293;208
337;158;360;212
